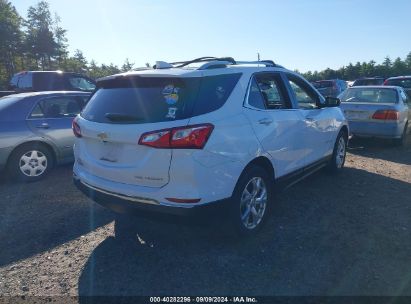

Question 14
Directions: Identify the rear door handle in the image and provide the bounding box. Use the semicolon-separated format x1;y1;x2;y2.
36;123;49;129
258;118;273;125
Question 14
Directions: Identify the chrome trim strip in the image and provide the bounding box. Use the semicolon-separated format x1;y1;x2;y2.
76;176;228;209
80;180;160;206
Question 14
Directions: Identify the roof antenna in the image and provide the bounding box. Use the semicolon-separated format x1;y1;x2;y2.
257;52;260;62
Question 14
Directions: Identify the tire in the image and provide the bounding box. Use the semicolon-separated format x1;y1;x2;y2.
7;143;54;182
228;166;273;237
327;130;348;173
114;214;139;244
393;123;408;147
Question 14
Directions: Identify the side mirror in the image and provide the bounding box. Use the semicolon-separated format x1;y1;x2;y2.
318;96;341;108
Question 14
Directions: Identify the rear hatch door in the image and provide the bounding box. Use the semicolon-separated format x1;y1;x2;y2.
76;75;200;188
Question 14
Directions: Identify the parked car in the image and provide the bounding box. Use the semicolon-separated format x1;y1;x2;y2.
0;71;96;98
384;76;411;99
72;57;348;238
312;79;347;97
339;86;409;145
352;77;385;86
0;91;91;181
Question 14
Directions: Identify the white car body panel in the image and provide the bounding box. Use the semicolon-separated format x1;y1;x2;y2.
73;64;348;208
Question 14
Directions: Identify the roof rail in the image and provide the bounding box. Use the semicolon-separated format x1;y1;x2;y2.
236;60;281;67
170;56;236;68
197;60;235;70
151;57;283;70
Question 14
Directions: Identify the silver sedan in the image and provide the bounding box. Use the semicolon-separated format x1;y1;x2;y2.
339;86;410;146
0;91;90;181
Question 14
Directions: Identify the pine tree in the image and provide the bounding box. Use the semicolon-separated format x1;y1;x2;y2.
24;1;58;70
0;0;24;86
53;13;68;67
121;58;134;72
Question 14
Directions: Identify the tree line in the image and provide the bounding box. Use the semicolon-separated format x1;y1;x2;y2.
1;0;411;90
0;0;136;89
301;54;411;82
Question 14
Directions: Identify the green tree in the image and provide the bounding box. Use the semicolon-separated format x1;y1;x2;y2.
53;13;68;67
24;0;58;70
392;57;407;76
121;58;134;72
0;0;24;86
405;51;411;69
62;49;88;73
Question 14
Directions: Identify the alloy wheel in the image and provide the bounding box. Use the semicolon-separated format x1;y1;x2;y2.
239;177;268;230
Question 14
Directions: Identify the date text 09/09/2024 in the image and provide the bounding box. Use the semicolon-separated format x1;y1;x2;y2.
149;296;257;303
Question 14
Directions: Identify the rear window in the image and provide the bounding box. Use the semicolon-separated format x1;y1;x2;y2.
0;96;24;120
385;78;411;89
353;78;384;86
0;96;22;112
81;74;241;124
313;81;333;88
340;88;398;103
17;74;33;90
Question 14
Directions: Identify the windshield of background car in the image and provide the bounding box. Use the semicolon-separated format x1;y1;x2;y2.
68;76;96;91
81;74;241;124
313;81;333;88
385;78;411;89
340;88;398;103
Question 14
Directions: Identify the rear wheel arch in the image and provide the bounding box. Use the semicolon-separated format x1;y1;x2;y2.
339;125;349;139
233;156;275;195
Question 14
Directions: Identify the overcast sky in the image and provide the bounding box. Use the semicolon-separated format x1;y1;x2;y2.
12;0;411;72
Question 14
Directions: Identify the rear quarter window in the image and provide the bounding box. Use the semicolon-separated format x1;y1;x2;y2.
191;73;241;116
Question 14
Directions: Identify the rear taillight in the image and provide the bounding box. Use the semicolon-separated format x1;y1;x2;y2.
372;110;399;120
139;124;214;149
72;118;82;138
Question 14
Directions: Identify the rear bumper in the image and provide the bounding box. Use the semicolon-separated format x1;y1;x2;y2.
0;146;13;171
73;173;228;217
348;121;404;139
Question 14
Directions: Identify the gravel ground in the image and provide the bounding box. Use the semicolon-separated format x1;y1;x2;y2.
0;137;410;298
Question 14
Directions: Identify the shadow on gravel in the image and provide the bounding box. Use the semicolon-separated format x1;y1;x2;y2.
348;135;411;166
78;167;411;297
0;165;114;266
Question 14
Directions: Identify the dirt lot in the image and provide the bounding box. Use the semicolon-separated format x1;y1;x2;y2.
0;138;410;298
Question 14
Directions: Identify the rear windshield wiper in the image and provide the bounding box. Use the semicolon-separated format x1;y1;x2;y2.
105;113;143;122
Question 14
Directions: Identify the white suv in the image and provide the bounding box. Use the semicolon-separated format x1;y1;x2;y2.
73;57;348;237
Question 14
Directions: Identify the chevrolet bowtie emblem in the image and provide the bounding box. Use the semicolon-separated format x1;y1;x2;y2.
97;132;109;142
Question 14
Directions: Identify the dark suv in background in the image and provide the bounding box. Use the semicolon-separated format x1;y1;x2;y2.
312;79;347;97
6;71;96;95
352;77;385;86
384;76;411;98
